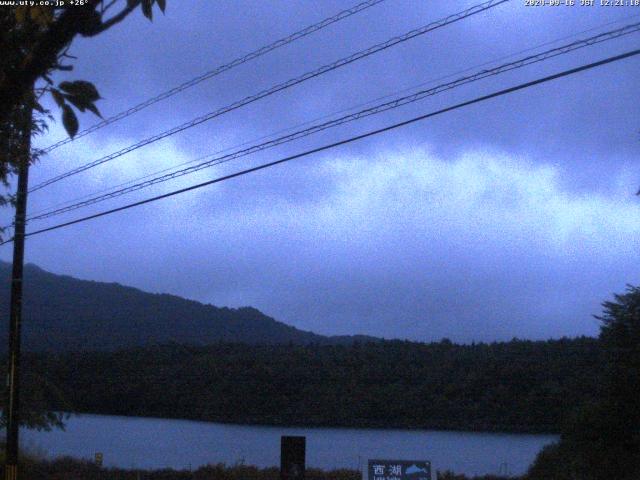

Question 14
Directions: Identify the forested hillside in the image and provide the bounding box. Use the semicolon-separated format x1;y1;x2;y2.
22;337;602;433
0;261;374;351
0;261;606;433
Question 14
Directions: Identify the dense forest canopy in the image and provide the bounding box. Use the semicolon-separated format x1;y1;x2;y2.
15;337;602;434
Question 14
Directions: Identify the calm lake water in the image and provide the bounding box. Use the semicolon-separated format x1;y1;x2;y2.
20;414;557;477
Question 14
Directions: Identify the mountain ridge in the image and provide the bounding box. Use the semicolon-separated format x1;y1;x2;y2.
0;260;378;352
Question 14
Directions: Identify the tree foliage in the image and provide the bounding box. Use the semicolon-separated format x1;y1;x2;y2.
0;0;166;209
527;286;640;480
0;0;167;426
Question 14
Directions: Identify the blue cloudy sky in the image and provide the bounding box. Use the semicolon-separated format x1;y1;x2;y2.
2;0;639;342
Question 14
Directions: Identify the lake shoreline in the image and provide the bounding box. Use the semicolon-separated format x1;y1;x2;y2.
60;409;561;436
21;413;557;476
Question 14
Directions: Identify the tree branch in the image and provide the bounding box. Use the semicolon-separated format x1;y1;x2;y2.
101;0;120;15
0;0;141;124
85;0;141;37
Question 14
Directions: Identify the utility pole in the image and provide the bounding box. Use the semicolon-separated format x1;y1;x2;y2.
4;99;32;480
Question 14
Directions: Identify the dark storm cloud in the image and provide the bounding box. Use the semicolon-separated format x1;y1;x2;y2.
3;0;640;342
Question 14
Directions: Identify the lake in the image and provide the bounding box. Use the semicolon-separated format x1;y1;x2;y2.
20;414;557;477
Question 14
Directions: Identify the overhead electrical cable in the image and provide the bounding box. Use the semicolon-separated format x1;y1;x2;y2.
27;12;638;220
1;47;636;245
40;0;389;154
29;0;509;193
24;22;640;223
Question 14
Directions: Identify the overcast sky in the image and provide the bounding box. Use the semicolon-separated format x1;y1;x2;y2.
2;0;639;342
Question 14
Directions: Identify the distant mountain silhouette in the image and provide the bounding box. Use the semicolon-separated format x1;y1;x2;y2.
0;261;377;352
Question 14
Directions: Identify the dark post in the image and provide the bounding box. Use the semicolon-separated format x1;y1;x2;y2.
4;100;32;480
281;436;306;480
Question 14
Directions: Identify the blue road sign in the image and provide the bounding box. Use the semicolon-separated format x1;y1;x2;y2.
368;459;431;480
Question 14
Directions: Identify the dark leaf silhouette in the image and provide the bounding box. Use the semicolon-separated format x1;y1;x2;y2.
141;0;153;20
59;81;100;102
61;104;78;138
50;88;65;107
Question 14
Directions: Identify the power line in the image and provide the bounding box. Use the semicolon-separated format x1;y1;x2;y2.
27;12;638;220
29;0;509;193
34;0;506;190
3;47;636;245
40;0;389;154
24;22;640;223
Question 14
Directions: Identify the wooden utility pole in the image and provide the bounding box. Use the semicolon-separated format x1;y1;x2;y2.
4;100;32;480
